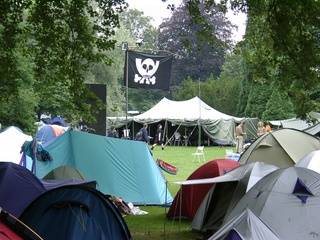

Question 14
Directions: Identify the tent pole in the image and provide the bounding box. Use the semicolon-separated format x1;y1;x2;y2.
163;180;167;240
179;185;182;231
198;78;201;146
198;123;201;146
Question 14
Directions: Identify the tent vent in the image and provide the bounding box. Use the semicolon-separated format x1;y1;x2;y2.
224;229;243;240
255;191;262;199
293;178;313;204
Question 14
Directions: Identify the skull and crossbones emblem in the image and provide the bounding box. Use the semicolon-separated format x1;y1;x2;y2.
134;58;160;85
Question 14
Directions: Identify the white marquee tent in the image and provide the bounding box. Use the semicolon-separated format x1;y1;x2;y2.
107;97;257;145
133;97;243;123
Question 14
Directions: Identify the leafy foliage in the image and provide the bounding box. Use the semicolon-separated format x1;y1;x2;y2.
29;0;127;123
244;82;272;118
0;0;38;131
87;8;165;116
262;84;295;121
158;0;234;85
185;0;320;117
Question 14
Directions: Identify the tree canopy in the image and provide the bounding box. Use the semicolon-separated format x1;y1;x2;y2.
1;0;319;132
158;0;234;85
0;0;126;131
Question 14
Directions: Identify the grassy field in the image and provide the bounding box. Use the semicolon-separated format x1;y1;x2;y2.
125;146;233;240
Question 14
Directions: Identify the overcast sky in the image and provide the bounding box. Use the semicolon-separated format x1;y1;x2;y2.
127;0;247;43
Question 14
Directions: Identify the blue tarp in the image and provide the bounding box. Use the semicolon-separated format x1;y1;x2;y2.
36;130;173;205
20;185;131;240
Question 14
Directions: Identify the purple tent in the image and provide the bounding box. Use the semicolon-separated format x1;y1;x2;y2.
0;162;46;217
0;163;95;217
41;179;96;191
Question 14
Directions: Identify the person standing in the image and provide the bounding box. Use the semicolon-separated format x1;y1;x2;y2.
107;127;119;138
256;121;265;137
136;123;149;143
151;124;164;150
235;121;246;153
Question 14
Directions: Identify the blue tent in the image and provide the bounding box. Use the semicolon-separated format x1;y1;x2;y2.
36;130;172;205
35;125;66;147
0;162;46;217
20;185;131;240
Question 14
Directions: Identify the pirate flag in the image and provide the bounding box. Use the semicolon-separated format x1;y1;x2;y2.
124;50;173;90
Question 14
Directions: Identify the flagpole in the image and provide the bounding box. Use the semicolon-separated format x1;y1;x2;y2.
125;49;129;133
121;42;129;136
198;78;201;146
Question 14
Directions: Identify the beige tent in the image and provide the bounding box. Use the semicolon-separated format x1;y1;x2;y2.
239;129;320;168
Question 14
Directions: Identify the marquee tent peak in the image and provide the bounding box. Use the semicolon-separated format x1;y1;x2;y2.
134;96;243;122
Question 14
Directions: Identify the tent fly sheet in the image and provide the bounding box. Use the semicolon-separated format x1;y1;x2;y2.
35;130;172;205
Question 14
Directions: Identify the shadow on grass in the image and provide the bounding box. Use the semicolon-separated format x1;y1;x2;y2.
125;206;203;240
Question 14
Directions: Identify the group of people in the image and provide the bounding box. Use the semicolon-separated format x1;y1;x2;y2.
110;120;273;154
235;121;273;154
135;123;164;150
257;121;272;136
108;123;165;150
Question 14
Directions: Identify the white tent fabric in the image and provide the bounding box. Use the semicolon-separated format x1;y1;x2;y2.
309;111;320;121
304;123;320;136
296;150;320;173
132;96;246;144
134;97;243;122
270;118;310;130
173;162;278;193
0;126;32;164
209;208;280;240
107;97;257;144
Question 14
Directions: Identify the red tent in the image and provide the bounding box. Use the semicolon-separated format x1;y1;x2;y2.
0;222;23;240
0;209;43;240
167;159;239;220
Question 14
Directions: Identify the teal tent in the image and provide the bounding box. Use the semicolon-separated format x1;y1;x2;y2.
35;130;172;205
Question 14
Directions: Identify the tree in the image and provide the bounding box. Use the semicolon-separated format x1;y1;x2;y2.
158;0;234;85
30;0;127;122
185;0;320;117
172;77;198;100
262;84;295;121
119;9;158;50
87;8;164;116
216;52;243;115
0;0;38;131
244;83;272;118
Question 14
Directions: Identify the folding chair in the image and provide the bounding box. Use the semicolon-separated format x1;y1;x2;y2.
192;146;205;162
174;132;181;146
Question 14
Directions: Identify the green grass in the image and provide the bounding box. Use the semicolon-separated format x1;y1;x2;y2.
125;146;233;240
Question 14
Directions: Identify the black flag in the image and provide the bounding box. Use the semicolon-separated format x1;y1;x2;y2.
124;50;173;90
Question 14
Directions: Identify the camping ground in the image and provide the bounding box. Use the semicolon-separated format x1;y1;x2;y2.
125;146;229;240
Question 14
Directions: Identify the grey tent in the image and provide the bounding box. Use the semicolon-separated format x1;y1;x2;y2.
224;167;320;240
174;162;277;234
239;128;320;168
296;150;320;174
270;118;310;130
43;165;85;180
208;208;280;240
304;123;320;137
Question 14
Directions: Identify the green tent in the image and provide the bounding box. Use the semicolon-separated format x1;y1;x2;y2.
239;128;320;168
43;165;85;180
36;130;172;205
